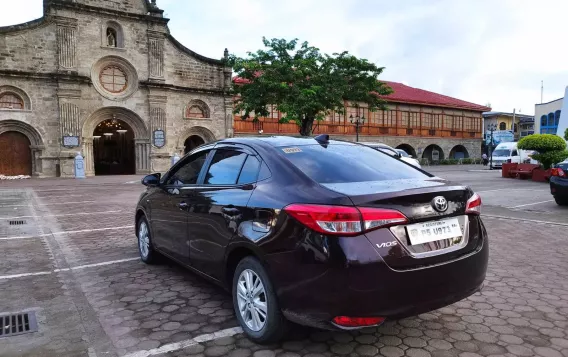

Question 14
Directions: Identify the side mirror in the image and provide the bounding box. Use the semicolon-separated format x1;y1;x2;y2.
142;173;161;187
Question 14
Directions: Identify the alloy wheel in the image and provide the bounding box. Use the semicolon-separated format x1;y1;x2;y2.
236;269;268;332
138;221;150;258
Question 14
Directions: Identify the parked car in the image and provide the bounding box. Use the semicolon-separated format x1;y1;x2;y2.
135;135;488;344
360;142;422;168
550;160;568;206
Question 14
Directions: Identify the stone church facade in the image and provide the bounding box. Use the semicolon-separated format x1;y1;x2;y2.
0;0;233;177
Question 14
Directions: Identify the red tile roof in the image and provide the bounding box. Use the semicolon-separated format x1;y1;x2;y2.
381;81;490;112
232;77;490;112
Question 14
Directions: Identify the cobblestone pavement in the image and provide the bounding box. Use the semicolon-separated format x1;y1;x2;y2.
0;170;566;357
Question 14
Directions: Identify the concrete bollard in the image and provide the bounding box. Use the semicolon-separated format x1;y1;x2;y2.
171;153;180;166
74;152;86;179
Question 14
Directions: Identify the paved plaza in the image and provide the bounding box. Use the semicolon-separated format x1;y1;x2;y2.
0;165;567;357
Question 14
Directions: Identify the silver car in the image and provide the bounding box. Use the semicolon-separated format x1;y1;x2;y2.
359;142;422;168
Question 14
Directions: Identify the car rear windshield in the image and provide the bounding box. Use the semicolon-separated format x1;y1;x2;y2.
280;144;430;184
558;162;568;170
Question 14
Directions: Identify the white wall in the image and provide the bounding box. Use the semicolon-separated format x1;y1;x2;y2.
557;87;568;140
534;96;563;134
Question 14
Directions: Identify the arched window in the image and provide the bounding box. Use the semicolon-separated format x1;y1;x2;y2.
184;100;210;119
106;28;117;47
499;122;506;130
186;105;205;118
0;92;24;110
541;111;559;134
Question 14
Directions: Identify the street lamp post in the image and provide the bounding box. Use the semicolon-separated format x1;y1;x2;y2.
488;123;497;170
350;113;365;142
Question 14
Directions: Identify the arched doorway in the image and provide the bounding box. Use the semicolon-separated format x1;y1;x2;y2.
422;144;445;162
0;131;31;176
92;117;135;175
82;107;149;176
184;135;205;154
450;145;469;159
396;144;417;158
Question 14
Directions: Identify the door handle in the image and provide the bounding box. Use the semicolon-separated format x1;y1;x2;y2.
179;202;189;210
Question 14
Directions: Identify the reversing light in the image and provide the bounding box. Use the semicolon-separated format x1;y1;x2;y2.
284;204;408;236
332;316;386;328
465;193;482;215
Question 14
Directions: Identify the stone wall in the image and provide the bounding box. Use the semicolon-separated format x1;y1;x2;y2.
0;20;58;73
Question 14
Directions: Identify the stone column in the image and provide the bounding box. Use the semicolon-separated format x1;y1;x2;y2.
29;145;44;177
148;31;165;82
135;139;151;174
82;138;94;176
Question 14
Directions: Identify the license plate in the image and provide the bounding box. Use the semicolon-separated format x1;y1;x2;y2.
406;218;462;245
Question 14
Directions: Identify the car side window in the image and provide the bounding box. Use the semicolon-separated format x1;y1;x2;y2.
237;155;261;184
204;149;247;185
166;150;209;185
511;150;518;156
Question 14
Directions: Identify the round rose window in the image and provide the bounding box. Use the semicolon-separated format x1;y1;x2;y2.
99;66;128;93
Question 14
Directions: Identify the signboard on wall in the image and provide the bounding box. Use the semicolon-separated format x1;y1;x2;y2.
153;130;165;148
63;136;80;148
432;149;440;161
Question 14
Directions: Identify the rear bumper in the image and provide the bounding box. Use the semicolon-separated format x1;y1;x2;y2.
550;177;568;198
266;218;488;330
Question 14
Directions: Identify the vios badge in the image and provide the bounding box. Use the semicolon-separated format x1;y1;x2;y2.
432;196;448;212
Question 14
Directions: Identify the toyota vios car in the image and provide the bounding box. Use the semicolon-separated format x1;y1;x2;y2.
135;135;488;344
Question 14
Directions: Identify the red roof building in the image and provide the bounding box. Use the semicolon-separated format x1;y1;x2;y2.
233;78;490;161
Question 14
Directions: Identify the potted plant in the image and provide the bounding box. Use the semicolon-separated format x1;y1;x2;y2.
517;134;568;182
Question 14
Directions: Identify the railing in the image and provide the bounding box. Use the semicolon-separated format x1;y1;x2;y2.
234;116;483;139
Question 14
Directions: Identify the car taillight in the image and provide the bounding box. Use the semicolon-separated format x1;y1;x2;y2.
333;316;385;328
284;204;408;236
465;193;482;215
551;168;565;177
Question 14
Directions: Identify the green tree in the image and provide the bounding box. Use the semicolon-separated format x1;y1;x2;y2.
564;127;568;141
228;38;393;136
517;134;568;169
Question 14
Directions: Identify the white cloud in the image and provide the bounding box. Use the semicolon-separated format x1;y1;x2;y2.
2;0;568;114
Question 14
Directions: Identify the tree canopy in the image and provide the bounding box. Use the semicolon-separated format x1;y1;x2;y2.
517;134;568;169
228;38;393;136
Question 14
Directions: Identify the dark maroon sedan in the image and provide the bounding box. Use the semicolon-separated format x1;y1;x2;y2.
135;135;488;343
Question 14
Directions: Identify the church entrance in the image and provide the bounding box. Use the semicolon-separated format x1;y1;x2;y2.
0;131;31;176
184;135;205;154
93;117;135;175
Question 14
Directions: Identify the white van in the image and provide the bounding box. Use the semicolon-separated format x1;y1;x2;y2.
490;142;537;169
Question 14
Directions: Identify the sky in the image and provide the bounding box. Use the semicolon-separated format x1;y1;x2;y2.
2;0;568;115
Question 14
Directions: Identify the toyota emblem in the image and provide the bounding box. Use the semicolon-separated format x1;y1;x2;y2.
432;196;448;212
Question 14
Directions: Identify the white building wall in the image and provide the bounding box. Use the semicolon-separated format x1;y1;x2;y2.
534;97;563;134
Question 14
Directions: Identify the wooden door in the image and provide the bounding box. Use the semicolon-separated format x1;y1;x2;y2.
0;131;32;176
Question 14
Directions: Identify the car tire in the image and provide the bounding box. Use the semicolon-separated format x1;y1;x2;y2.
554;196;568;206
232;256;288;344
137;216;157;264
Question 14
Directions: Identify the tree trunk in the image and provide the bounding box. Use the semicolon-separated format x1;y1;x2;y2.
299;116;314;137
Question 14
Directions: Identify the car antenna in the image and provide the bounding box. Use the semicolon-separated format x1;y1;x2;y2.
314;134;329;144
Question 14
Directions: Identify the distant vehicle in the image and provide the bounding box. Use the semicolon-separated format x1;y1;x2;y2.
550;160;568;206
360;142;422;168
135;135;487;343
490;142;537;169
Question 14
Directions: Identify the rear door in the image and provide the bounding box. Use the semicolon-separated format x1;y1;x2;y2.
188;144;261;280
